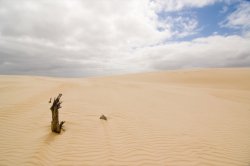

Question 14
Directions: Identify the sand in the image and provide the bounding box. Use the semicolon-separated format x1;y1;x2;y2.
0;68;250;166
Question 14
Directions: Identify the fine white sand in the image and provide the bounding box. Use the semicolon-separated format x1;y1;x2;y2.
0;68;250;166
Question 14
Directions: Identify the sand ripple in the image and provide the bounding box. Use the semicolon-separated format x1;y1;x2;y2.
0;69;250;165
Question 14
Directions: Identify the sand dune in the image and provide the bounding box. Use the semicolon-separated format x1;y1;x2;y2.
0;68;250;166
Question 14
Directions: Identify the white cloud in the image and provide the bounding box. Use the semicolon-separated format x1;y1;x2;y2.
0;0;249;77
128;35;250;70
150;0;219;12
155;11;199;38
220;1;250;30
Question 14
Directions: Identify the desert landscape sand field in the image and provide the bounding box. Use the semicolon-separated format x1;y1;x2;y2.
0;68;250;166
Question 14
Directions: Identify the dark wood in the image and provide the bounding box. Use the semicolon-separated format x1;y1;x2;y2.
50;94;65;133
100;114;107;121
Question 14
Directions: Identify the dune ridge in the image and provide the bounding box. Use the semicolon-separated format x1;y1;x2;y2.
0;68;250;165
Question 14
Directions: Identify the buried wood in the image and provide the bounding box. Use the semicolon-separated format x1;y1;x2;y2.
100;114;107;121
50;94;65;133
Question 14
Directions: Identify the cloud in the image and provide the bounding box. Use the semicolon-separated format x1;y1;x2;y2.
131;35;250;70
0;0;249;77
156;13;199;38
150;0;219;12
220;1;250;30
0;0;169;48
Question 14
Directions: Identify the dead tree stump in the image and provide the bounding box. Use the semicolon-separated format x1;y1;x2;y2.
50;94;65;133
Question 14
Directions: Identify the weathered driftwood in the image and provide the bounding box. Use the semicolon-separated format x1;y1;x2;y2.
100;114;107;121
50;94;65;133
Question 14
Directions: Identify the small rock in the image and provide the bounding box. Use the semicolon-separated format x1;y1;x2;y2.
100;114;107;120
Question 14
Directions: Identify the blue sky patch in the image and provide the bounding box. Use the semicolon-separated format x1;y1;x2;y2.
157;1;244;42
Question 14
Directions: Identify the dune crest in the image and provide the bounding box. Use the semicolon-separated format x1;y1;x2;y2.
0;68;250;165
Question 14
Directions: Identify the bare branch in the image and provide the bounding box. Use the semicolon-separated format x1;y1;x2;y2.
50;94;65;133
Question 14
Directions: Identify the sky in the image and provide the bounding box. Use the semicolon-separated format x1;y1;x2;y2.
0;0;250;77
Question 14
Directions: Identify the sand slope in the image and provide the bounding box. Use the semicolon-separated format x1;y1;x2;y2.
0;68;250;166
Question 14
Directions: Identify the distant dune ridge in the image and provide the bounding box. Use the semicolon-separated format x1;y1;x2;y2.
0;68;250;165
